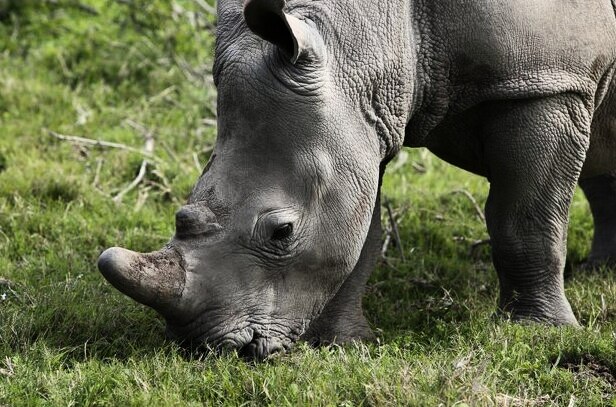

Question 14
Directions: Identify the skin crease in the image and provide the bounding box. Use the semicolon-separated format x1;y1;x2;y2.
98;0;616;359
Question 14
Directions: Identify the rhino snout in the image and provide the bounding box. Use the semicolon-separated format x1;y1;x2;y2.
98;246;186;312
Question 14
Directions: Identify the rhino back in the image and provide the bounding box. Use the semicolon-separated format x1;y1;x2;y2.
405;0;616;173
438;0;616;93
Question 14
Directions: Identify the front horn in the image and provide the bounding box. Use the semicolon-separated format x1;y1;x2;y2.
98;246;186;312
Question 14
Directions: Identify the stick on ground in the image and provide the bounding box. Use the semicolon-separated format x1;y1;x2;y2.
112;125;155;203
47;129;160;162
469;238;491;257
450;189;486;223
384;200;406;262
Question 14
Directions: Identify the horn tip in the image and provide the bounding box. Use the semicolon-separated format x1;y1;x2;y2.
98;247;130;281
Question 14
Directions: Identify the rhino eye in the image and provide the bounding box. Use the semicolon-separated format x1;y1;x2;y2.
271;223;293;241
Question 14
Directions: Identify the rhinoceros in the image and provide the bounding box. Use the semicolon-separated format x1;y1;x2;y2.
98;0;616;359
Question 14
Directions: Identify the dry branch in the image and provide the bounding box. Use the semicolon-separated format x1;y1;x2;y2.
112;123;155;203
384;200;406;262
150;167;176;203
47;0;99;15
47;129;160;162
92;157;103;188
381;231;392;258
202;118;217;127
450;189;485;223
469;238;491;257
193;152;202;173
113;158;149;203
194;0;217;16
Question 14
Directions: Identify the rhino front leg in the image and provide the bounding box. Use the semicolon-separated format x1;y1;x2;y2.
303;185;382;345
483;94;591;325
579;171;616;267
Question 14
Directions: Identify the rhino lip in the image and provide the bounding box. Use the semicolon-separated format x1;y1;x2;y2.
238;331;287;360
212;327;290;360
169;318;298;360
179;329;287;360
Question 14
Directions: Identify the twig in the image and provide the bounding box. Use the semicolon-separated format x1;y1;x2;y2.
69;1;99;15
411;162;426;173
135;186;151;212
159;140;180;164
112;125;155;203
450;189;485;223
193;152;202;173
567;395;575;407
469;238;491;257
0;229;9;245
380;230;391;258
147;85;176;105
124;119;148;135
113;156;149;203
174;55;213;86
47;129;159;162
92;157;103;188
201;145;215;155
384;200;406;262
151;167;173;192
47;0;99;15
202;118;217;127
0;357;14;377
194;0;217;16
0;278;34;305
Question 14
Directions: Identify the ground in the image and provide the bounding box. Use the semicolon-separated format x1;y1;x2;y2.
1;1;616;405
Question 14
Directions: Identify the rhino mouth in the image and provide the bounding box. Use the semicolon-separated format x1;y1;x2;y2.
167;315;307;360
237;332;289;360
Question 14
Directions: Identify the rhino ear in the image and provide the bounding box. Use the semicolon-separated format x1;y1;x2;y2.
244;0;314;64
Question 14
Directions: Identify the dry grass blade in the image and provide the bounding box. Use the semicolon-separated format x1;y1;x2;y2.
92;157;104;188
469;238;491;257
384;200;406;262
193;152;202;172
450;189;485;223
47;129;161;163
381;230;392;258
112;122;155;203
202;118;217;127
47;0;99;15
193;0;216;16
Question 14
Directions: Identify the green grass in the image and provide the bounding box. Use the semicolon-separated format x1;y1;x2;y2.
1;1;615;405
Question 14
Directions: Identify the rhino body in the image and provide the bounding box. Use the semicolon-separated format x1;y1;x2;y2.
98;0;616;359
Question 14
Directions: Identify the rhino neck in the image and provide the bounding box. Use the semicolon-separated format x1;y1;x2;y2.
294;0;420;162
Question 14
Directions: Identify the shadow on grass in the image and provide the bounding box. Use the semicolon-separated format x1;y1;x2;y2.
363;245;497;343
364;251;616;346
0;283;172;362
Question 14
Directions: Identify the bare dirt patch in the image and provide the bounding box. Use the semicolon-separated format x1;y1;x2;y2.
556;353;616;387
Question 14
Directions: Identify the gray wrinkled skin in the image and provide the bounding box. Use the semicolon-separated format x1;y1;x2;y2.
98;0;616;359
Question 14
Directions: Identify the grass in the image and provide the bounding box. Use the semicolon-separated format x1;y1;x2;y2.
1;1;615;405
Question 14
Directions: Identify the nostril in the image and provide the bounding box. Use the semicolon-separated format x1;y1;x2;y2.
239;338;285;361
239;342;259;360
268;343;285;356
175;209;194;230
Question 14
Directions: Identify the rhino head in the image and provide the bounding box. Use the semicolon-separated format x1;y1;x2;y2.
98;0;411;359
